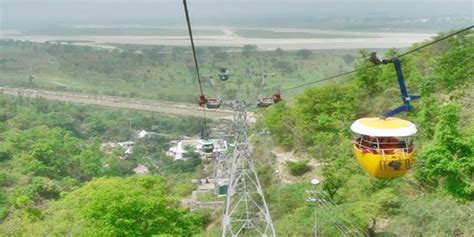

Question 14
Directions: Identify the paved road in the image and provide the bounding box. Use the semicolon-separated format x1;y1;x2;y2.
0;87;252;121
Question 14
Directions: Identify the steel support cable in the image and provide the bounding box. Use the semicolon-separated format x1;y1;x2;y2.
200;106;209;137
388;25;473;60
281;64;378;92
182;0;210;138
182;0;205;96
317;199;367;235
317;202;364;235
316;206;353;236
322;203;367;234
317;193;368;234
281;25;473;93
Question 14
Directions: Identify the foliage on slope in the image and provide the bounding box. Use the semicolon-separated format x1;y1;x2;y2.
0;96;205;235
0;40;354;103
2;176;202;236
261;29;473;235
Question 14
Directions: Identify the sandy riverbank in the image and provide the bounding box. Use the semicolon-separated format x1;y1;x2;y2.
1;26;435;50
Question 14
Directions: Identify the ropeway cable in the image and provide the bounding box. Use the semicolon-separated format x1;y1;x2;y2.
281;25;473;93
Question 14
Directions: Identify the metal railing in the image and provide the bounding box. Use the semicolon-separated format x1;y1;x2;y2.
353;137;413;155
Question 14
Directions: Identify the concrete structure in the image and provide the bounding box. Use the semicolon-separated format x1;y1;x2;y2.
133;164;150;174
101;141;135;154
136;129;158;139
117;141;135;154
100;129;159;155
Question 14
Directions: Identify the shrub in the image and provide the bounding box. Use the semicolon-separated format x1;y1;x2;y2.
286;160;311;176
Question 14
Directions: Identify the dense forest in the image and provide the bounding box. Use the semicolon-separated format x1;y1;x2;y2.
0;29;473;236
0;97;209;235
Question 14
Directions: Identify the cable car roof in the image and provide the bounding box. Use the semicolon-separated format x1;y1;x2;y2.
351;117;417;137
202;139;214;144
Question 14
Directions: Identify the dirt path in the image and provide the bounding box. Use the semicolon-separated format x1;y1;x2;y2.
0;87;254;121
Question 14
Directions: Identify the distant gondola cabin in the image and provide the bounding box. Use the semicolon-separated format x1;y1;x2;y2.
206;99;222;109
350;117;417;178
202;140;215;153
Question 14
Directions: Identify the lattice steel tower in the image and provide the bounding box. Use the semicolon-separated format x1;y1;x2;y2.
213;138;230;181
221;101;276;237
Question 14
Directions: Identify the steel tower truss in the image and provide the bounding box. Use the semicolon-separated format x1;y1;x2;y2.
213;139;230;180
221;101;276;237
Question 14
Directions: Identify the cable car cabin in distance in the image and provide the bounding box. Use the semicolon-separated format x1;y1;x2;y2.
257;97;274;108
206;99;222;109
218;68;230;81
202;139;215;153
257;92;282;108
351;117;417;178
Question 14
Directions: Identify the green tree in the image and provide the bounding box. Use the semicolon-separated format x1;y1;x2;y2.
1;176;203;236
342;54;355;65
275;48;285;56
273;60;296;74
285;160;311;176
296;49;312;59
241;44;258;57
74;176;201;236
292;83;361;147
416;103;474;200
264;102;294;149
433;31;474;91
386;195;473;236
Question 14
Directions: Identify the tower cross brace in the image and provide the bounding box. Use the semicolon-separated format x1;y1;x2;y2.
221;101;276;237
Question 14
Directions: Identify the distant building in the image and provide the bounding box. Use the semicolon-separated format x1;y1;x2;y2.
117;141;135;154
100;129;158;155
133;164;150;175
101;141;135;154
136;129;158;139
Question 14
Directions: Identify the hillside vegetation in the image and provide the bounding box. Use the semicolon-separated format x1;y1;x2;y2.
0;40;355;103
0;29;472;236
258;30;473;236
0;97;208;235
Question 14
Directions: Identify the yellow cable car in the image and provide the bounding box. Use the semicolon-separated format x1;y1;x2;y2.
351;117;417;178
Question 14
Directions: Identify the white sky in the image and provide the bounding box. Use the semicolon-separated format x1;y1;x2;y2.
1;0;472;29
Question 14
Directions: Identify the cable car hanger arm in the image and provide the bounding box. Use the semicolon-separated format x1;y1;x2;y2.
370;54;421;118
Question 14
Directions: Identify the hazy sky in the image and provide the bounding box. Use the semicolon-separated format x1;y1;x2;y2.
1;0;473;29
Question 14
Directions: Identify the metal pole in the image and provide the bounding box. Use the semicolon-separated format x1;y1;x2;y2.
275;170;281;208
314;192;318;237
278;174;281;209
309;179;320;237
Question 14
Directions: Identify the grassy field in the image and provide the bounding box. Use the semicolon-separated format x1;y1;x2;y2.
0;39;370;103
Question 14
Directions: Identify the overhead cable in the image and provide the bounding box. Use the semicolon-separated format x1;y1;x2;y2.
182;0;205;96
282;25;473;92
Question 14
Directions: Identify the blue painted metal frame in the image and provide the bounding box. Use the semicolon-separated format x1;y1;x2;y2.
382;59;420;118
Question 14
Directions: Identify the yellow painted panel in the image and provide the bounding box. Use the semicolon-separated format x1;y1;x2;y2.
353;145;415;178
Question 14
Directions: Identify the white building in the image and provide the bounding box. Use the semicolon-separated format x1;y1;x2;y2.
133;164;150;175
101;129;158;155
117;141;135;154
136;129;158;139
